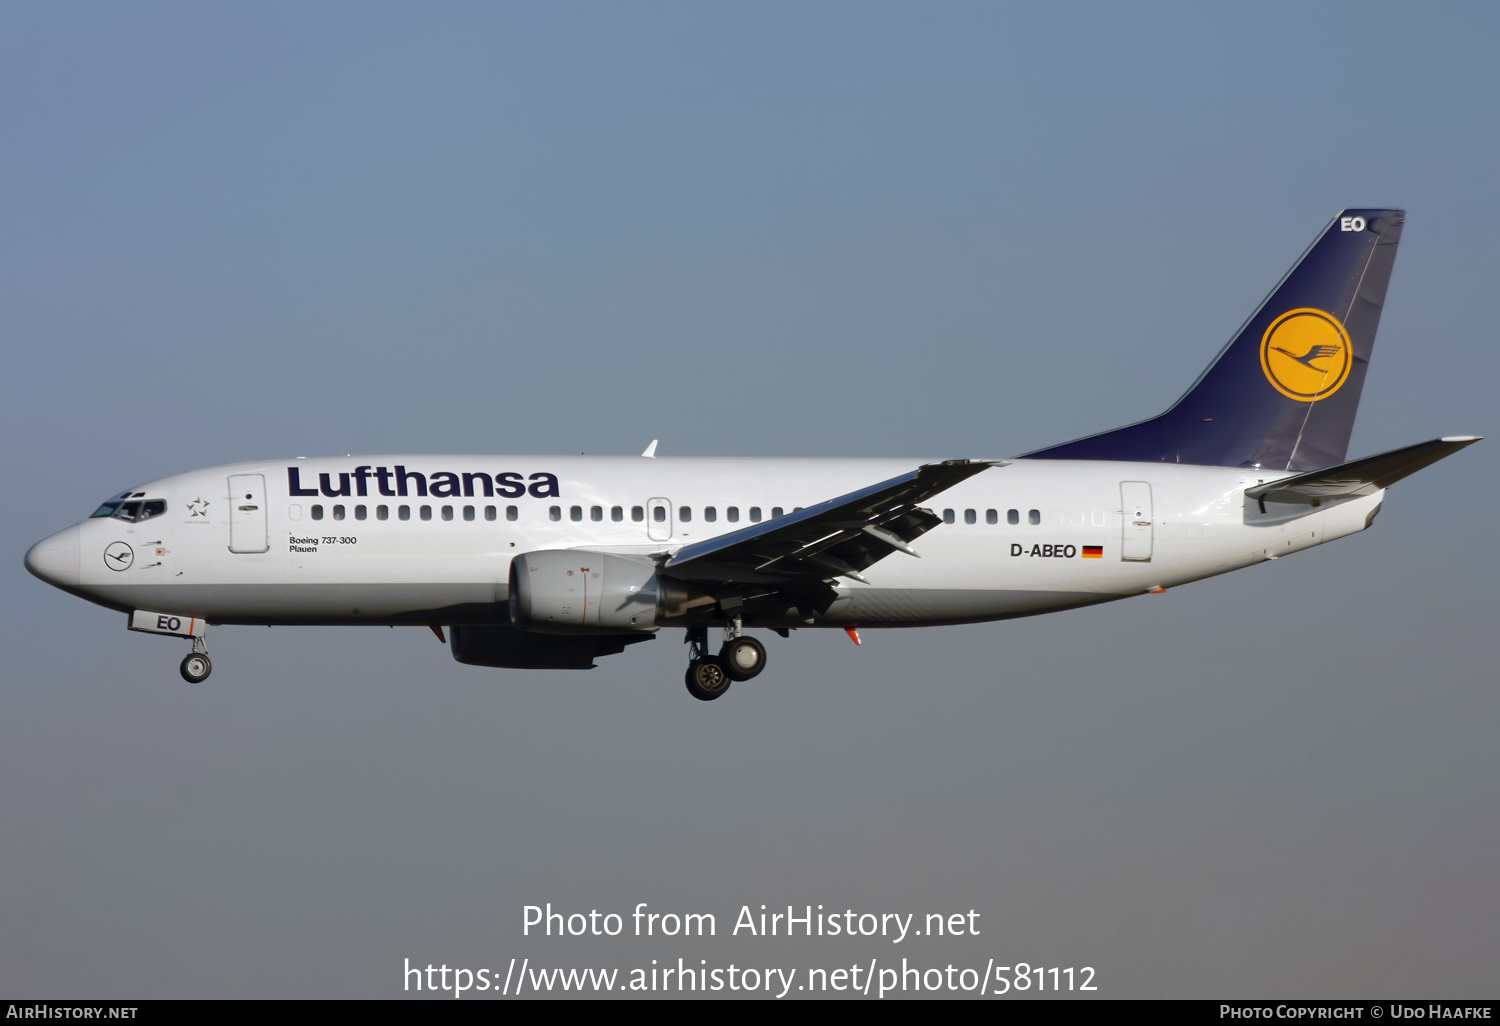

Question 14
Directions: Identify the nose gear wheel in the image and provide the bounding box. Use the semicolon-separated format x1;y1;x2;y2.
180;653;212;683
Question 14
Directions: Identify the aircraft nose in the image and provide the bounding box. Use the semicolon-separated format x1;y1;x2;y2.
25;524;81;588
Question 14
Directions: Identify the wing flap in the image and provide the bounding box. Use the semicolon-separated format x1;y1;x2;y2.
664;460;1001;585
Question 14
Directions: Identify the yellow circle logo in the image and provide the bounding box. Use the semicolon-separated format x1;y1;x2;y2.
1259;308;1352;402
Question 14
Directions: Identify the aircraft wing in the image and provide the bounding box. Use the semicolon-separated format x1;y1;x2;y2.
663;459;1003;586
1245;436;1482;506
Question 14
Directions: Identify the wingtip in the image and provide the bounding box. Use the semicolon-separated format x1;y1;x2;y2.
1440;435;1482;443
641;439;659;458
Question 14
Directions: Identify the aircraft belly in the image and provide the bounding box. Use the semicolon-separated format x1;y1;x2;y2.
81;582;506;625
835;587;1117;626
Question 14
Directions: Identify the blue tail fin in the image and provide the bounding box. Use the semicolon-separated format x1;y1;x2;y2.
1022;209;1405;471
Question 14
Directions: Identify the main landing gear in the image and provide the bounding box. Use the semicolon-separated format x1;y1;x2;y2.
179;635;212;683
684;618;768;701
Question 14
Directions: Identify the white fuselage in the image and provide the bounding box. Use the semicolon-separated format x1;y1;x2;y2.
37;455;1381;630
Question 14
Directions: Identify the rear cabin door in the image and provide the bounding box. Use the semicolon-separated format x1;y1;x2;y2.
1119;481;1153;562
228;474;269;553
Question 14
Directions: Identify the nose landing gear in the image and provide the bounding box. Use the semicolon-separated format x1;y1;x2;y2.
179;636;212;683
127;610;213;683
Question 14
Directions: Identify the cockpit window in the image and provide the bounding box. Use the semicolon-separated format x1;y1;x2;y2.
91;495;166;522
91;492;130;518
139;499;166;520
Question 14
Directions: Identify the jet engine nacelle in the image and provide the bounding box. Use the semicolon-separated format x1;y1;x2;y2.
509;550;665;633
449;624;652;669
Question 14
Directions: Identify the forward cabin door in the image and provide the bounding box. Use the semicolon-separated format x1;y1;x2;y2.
228;474;269;553
1119;481;1153;562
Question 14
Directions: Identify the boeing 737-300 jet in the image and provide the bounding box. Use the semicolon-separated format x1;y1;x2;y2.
25;209;1481;700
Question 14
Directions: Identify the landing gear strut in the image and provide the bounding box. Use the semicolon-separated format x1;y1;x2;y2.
179;635;212;683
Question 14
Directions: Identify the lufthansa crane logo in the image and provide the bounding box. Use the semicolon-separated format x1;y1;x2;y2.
104;541;134;571
1259;307;1353;402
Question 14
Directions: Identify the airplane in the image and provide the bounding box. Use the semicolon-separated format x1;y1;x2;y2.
24;208;1481;701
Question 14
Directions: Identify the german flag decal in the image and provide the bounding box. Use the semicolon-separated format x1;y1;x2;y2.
1082;545;1103;559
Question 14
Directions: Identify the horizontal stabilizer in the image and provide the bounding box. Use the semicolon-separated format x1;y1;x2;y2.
1245;436;1481;506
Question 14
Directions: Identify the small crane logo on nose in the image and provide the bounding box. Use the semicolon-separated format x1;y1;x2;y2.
104;542;134;571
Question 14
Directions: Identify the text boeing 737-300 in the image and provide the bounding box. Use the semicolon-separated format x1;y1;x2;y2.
25;209;1480;700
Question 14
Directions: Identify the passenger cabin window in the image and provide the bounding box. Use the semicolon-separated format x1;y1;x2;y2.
355;505;367;521
772;507;784;518
312;505;324;521
727;507;739;523
463;505;475;522
591;506;603;522
986;509;998;525
632;506;644;522
570;506;583;522
704;506;717;523
484;505;496;521
611;506;624;522
943;509;955;524
679;506;692;522
506;506;518;521
750;507;762;522
652;507;666;523
441;505;453;521
964;509;976;525
549;506;562;522
1008;509;1019;525
332;505;345;521
377;505;389;521
399;505;411;521
421;505;433;521
1028;509;1041;525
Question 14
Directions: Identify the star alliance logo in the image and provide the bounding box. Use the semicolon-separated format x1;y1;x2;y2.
187;497;210;517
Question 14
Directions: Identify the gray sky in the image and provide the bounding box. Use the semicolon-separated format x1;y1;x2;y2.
2;1;1495;999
